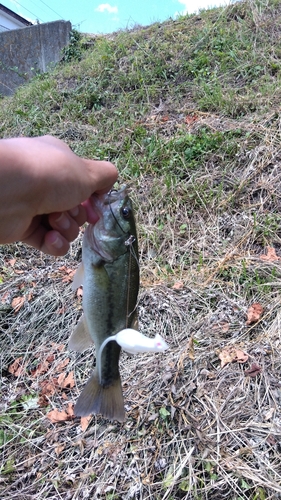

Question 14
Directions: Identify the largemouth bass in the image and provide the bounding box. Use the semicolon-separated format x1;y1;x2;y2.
69;187;139;422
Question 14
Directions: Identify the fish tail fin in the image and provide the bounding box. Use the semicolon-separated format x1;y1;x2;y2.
74;369;125;422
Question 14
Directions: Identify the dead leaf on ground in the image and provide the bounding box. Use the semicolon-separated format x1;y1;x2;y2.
185;114;198;126
244;363;262;377
211;321;230;334
31;360;50;377
80;415;92;432
54;443;65;456
46;402;74;423
218;346;249;368
59;266;76;283
1;291;10;304
8;357;26;376
8;258;16;267
172;281;184;290
50;342;65;352
246;303;264;325
55;358;70;373
57;371;75;389
11;296;25;313
260;246;280;262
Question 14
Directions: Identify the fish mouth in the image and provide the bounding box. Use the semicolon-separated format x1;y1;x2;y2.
89;186;128;216
85;186;131;262
104;186;128;205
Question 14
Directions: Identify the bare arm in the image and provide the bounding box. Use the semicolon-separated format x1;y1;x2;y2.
0;135;118;255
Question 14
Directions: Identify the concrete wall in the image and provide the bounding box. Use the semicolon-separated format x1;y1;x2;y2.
0;20;71;96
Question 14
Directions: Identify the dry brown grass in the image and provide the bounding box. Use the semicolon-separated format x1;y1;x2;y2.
1;111;281;498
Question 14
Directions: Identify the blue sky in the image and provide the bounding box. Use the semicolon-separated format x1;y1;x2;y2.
3;0;231;33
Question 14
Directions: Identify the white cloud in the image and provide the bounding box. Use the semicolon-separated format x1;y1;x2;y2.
177;0;230;15
95;4;118;14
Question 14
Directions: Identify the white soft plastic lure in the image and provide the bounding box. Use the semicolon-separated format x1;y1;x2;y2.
98;329;169;382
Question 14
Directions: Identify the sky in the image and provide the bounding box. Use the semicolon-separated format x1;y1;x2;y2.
2;0;232;34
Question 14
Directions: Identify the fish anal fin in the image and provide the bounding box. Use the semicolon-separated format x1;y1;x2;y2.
72;262;84;291
74;369;125;422
68;315;93;352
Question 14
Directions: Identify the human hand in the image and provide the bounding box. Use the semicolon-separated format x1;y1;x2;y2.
0;135;118;255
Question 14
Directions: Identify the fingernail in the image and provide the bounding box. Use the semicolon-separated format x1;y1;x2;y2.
51;235;63;249
55;213;70;229
69;206;79;217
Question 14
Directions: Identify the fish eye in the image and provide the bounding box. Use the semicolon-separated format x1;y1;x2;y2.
121;206;131;219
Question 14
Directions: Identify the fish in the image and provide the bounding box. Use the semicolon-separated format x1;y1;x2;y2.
69;187;139;422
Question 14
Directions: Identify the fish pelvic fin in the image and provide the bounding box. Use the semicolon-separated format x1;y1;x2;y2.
68;314;93;352
74;369;125;422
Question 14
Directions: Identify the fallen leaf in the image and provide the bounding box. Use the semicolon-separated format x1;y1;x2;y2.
185;114;198;126
11;296;25;313
211;321;230;334
172;281;184;290
60;267;76;283
55;443;65;456
46;354;55;363
46;403;74;423
57;371;75;389
77;287;83;298
47;408;71;423
67;402;75;417
218;346;248;368
8;258;16;267
1;291;10;304
50;342;65;352
55;358;70;373
260;246;280;262
246;303;264;325
8;357;26;376
31;360;50;377
161;115;169;122
80;415;92;432
244;363;262;377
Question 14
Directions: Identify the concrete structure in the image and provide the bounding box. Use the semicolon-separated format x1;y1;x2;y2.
0;3;32;32
0;20;71;96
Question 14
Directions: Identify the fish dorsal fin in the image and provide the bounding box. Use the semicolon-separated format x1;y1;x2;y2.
72;262;84;291
68;314;93;352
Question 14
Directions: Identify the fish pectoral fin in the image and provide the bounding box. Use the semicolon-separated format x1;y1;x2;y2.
74;369;125;422
68;315;93;352
71;262;84;291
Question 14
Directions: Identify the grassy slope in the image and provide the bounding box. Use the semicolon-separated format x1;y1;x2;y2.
1;0;281;498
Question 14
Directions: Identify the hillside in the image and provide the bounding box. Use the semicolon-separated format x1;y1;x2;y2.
1;0;281;498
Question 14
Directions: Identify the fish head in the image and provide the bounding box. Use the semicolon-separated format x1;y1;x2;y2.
84;187;138;262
